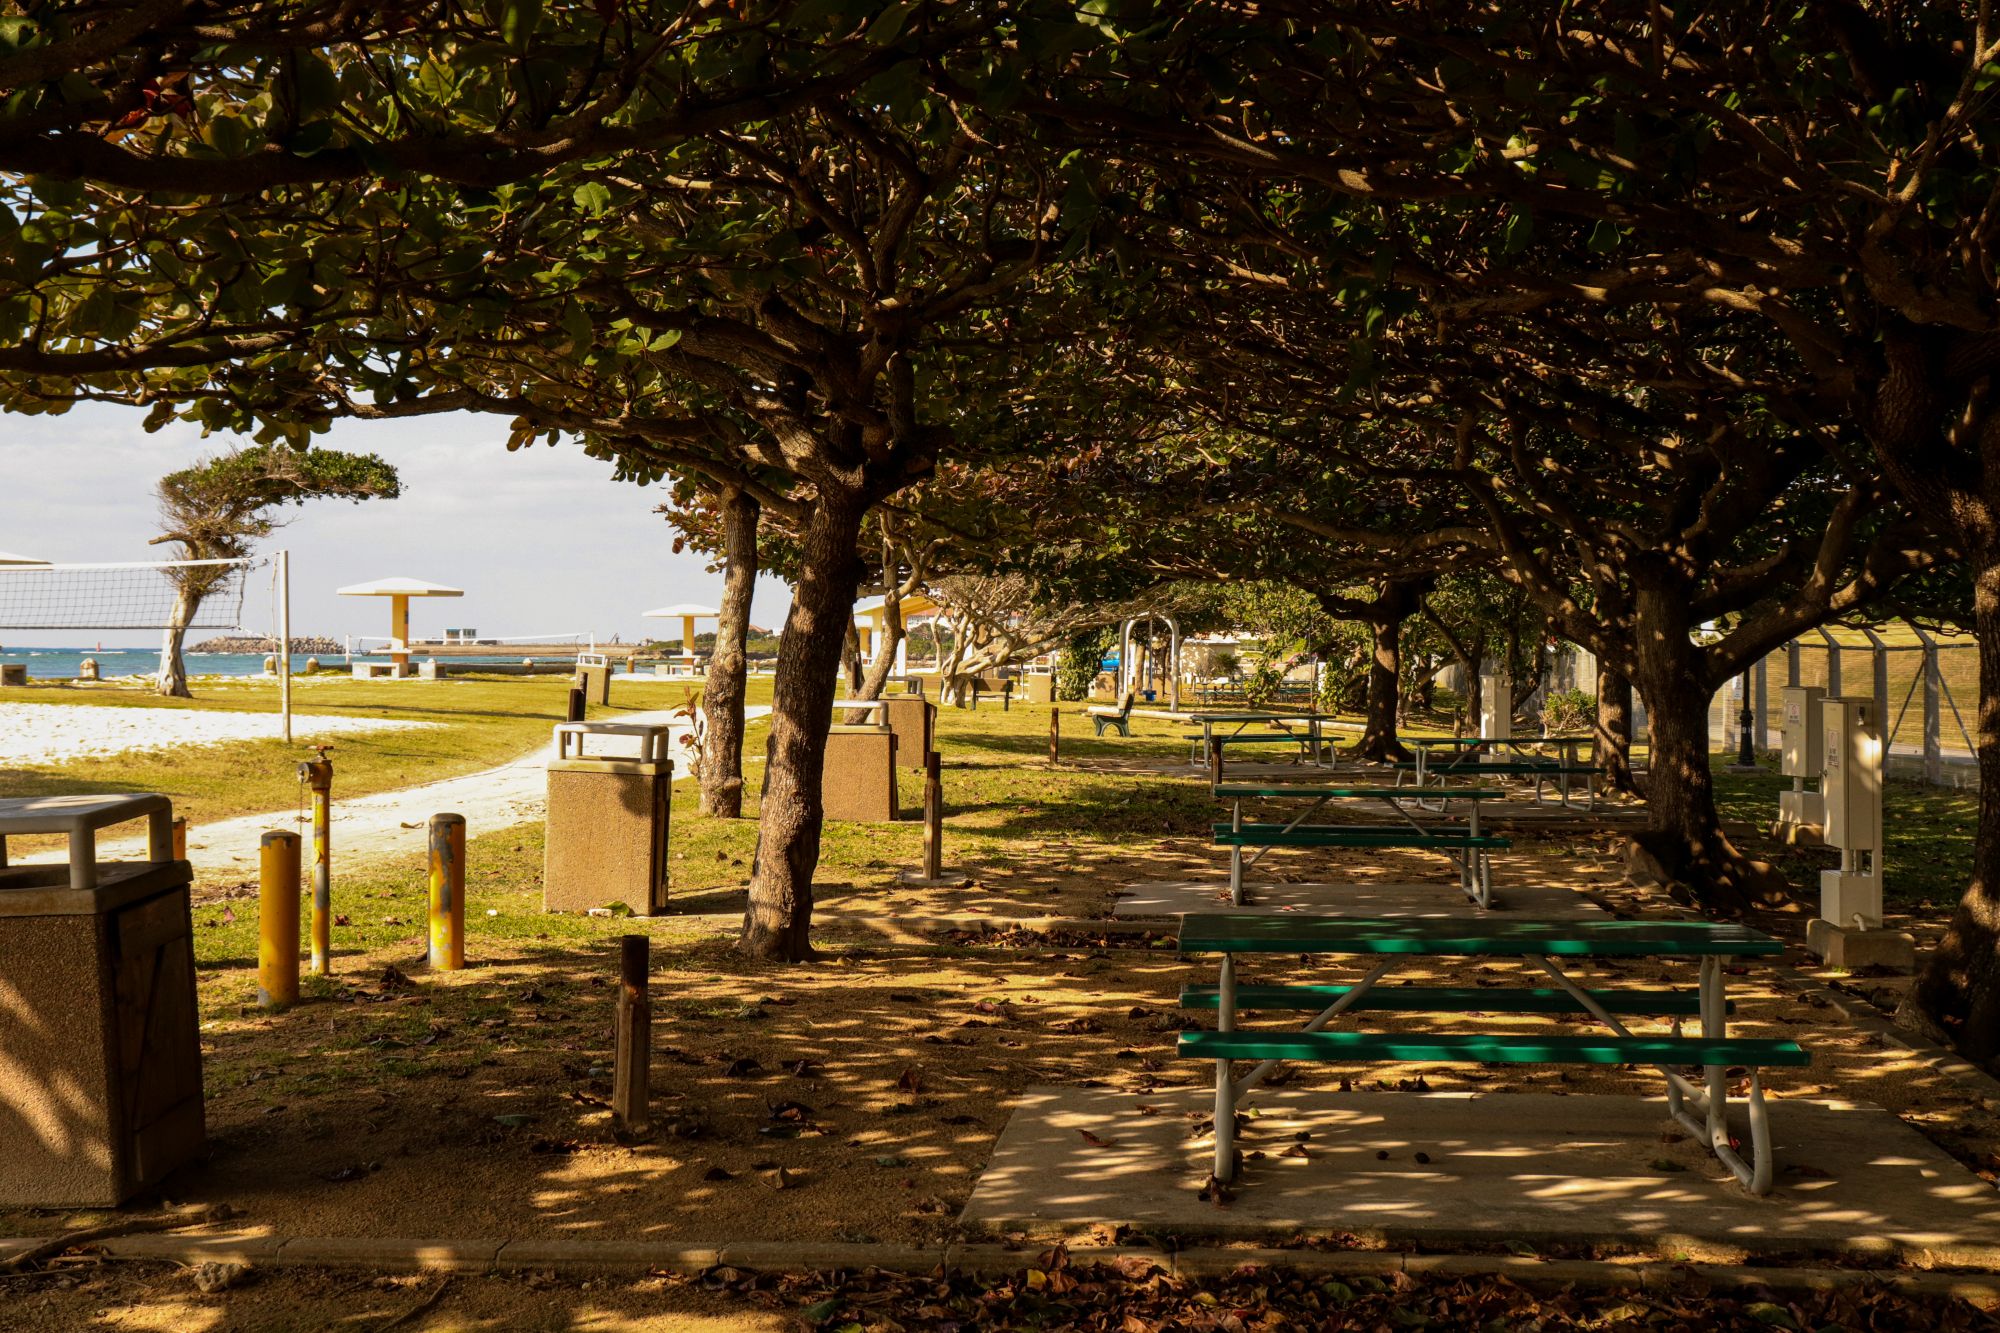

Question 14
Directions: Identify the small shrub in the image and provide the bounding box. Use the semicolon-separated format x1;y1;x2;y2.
1541;687;1596;734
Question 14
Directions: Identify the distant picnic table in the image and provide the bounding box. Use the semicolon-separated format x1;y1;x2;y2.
1175;912;1808;1195
1399;735;1600;809
1211;783;1508;907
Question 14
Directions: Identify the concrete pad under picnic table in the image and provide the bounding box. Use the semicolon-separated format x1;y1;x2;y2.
1113;880;1609;919
961;1088;2000;1267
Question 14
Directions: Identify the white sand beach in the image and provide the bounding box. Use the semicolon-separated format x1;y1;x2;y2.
0;701;440;765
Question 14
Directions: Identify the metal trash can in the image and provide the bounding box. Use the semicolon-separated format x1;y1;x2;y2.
543;723;673;915
0;795;204;1206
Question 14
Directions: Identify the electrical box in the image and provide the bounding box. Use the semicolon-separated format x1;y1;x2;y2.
1821;696;1881;855
1480;673;1513;740
1779;685;1825;778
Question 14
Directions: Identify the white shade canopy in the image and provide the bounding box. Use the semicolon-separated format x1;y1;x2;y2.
642;602;720;618
337;577;464;598
0;550;49;566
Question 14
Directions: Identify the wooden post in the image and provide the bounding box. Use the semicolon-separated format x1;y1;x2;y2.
566;684;586;723
257;830;301;1009
613;934;652;1136
170;816;187;861
1048;706;1059;767
1209;735;1224;789
923;750;944;882
428;813;466;971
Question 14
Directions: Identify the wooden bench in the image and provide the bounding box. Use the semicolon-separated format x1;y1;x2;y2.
1174;913;1807;1195
1086;691;1137;736
1212;821;1509;908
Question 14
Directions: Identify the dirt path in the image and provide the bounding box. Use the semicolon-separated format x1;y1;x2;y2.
20;706;768;883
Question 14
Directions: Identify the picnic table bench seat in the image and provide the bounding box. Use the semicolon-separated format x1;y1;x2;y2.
1178;983;1727;1017
1212;821;1509;849
1179;1029;1808;1069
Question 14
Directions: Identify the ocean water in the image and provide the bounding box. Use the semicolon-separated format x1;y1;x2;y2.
0;647;321;680
2;646;639;680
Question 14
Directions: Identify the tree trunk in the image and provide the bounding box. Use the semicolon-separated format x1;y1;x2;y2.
156;584;201;699
1594;664;1642;796
841;620;864;692
699;488;759;818
852;584;906;704
1626;617;1777;911
1911;558;2000;1059
740;490;868;962
1348;580;1421;762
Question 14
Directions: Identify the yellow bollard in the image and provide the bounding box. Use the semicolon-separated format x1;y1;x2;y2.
428;813;466;971
298;748;334;976
258;830;301;1009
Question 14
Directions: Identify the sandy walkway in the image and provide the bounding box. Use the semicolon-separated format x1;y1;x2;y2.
0;701;437;764
17;706;768;880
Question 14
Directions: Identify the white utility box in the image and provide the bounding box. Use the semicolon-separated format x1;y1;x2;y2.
1776;685;1826;832
1479;673;1512;740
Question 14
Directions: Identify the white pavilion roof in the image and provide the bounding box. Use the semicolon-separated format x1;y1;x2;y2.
642;602;720;618
0;550;49;566
337;577;464;598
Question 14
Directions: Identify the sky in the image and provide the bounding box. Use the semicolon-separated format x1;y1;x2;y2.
0;402;795;648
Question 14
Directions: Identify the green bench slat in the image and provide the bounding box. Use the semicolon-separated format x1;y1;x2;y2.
1178;1030;1810;1067
1397;761;1598;775
1211;823;1509;849
1175;914;1786;958
1178;984;1719;1017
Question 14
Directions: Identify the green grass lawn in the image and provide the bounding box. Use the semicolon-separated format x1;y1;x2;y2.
0;671;767;828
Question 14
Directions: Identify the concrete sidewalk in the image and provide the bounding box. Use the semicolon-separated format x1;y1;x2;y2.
963;1087;2000;1267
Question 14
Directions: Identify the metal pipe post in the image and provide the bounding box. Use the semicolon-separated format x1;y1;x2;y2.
566;684;585;723
1048;705;1059;767
923;751;944;882
277;548;293;743
258;830;301;1009
428;813;466;971
613;934;652;1136
300;749;334;975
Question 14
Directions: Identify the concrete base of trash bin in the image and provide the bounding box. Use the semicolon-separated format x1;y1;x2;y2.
0;663;26;686
0;859;204;1207
544;761;671;915
1018;674;1055;705
822;725;899;822
576;663;611;706
880;698;936;770
352;661;404;679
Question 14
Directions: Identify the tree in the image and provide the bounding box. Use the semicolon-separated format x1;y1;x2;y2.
150;444;399;696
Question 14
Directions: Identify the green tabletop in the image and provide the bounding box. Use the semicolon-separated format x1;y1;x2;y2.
1176;914;1785;958
1189;711;1324;723
1213;784;1504;800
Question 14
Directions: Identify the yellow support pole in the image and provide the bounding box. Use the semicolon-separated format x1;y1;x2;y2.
299;749;334;976
428;813;466;971
258;830;301;1009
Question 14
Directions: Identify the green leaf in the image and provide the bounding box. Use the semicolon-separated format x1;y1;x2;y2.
573;181;612;217
496;0;544;52
1745;1303;1800;1329
866;0;923;43
800;1298;842;1325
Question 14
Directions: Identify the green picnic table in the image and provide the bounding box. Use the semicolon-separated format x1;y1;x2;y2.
1185;711;1331;769
1401;735;1600;810
1212;784;1507;907
1174;913;1807;1195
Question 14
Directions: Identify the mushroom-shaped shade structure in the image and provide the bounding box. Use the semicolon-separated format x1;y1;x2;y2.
642;602;721;660
338;577;464;667
0;550;49;565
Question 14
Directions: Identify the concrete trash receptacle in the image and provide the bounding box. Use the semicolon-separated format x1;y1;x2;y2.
822;724;898;821
880;697;936;770
574;653;612;706
0;663;25;686
0;812;204;1206
544;723;673;915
